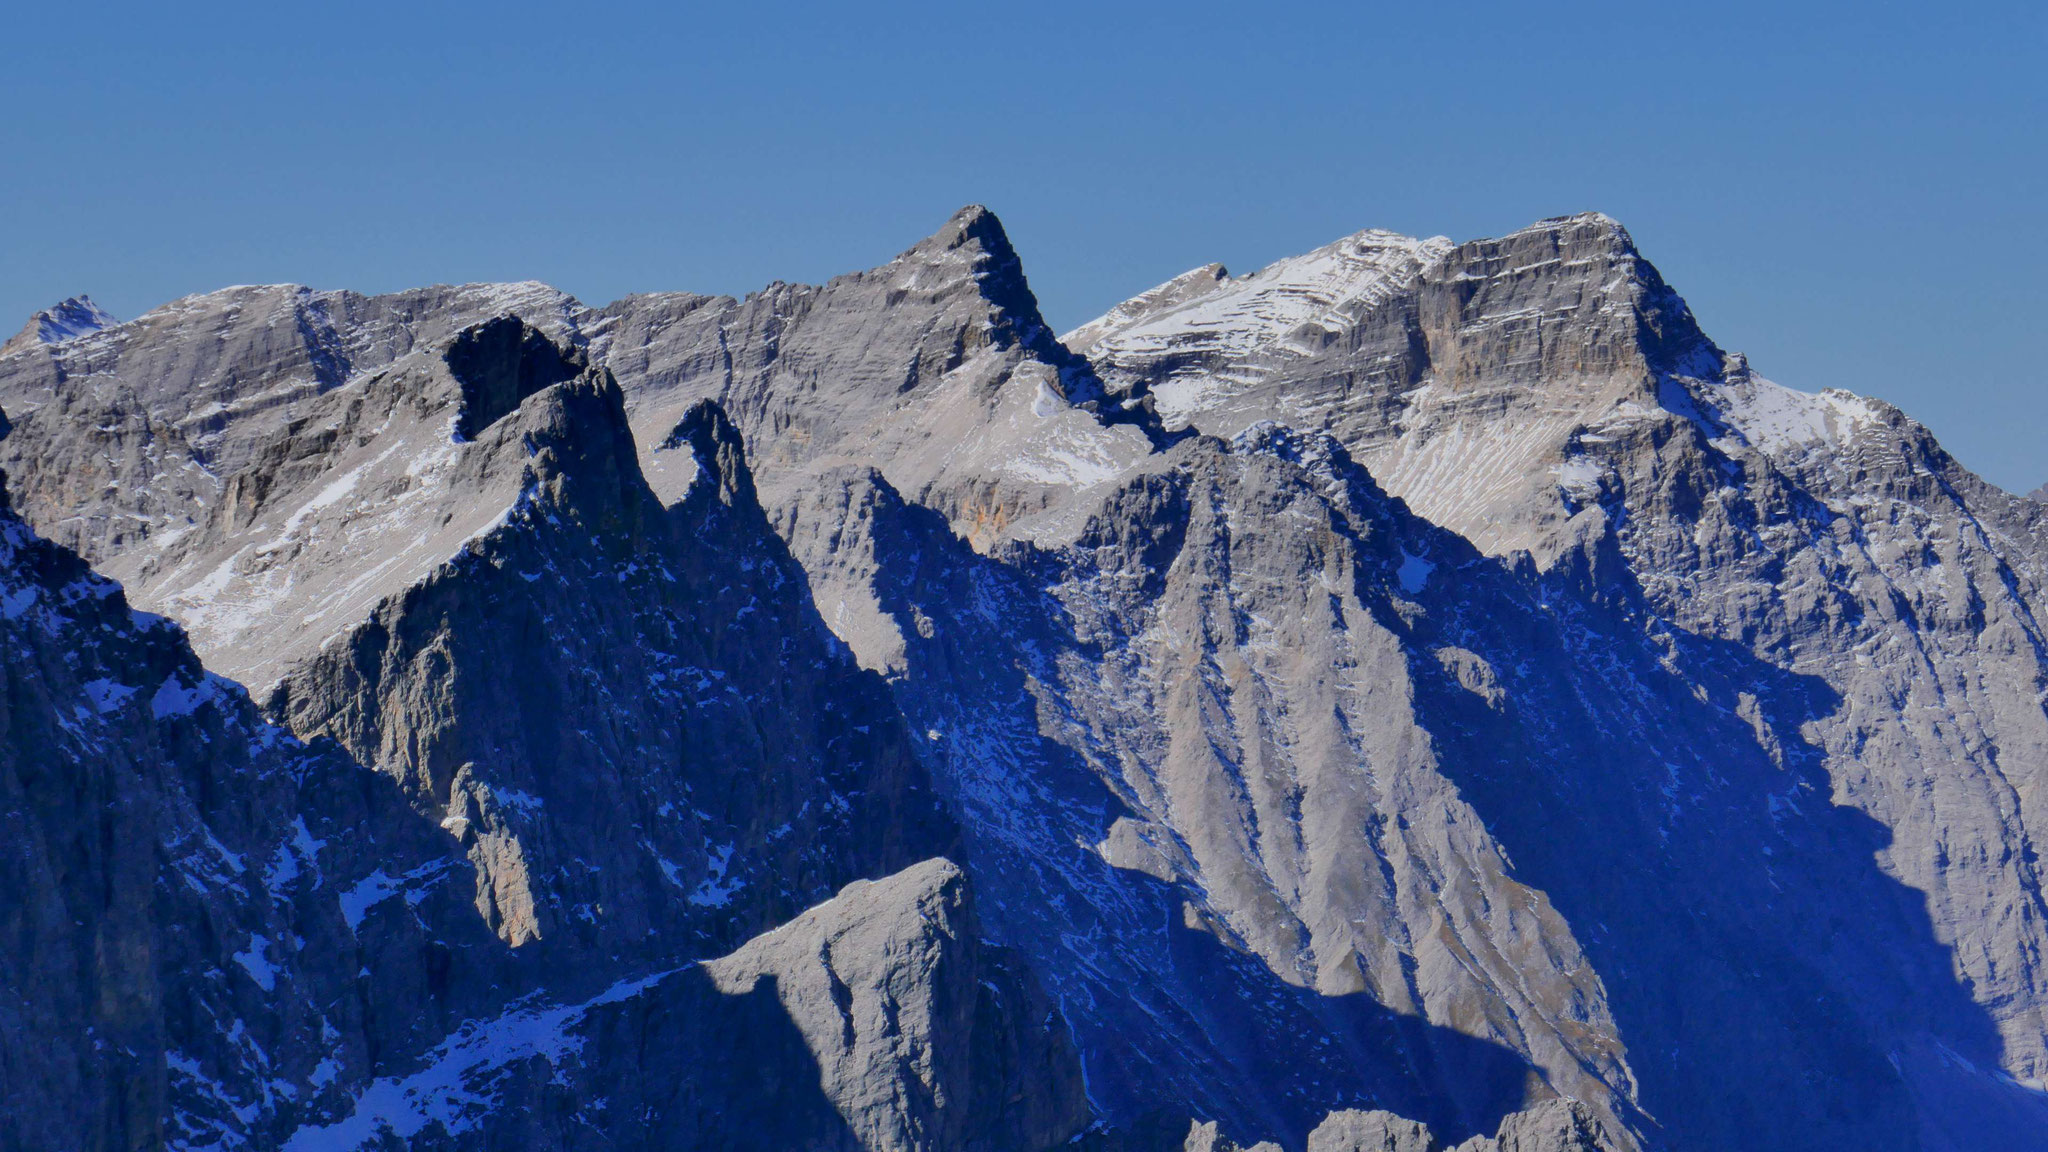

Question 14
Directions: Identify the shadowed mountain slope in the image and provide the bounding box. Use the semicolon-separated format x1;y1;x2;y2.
2;206;2044;1151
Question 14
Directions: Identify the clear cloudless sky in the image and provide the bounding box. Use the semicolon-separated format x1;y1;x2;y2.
3;1;2042;489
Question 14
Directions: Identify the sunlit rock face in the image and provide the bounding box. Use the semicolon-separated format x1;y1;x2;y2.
3;205;2046;1151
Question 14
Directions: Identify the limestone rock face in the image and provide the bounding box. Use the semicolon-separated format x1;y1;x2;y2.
254;331;951;957
0;439;1072;1151
1453;1099;1623;1152
1070;213;1719;557
0;280;580;565
775;439;1640;1146
1271;1098;1627;1152
1069;213;2048;1150
0;303;953;958
592;204;1164;548
1183;1119;1284;1152
1308;1109;1443;1152
278;858;1087;1152
96;316;602;692
0;477;503;1152
704;859;1088;1152
7;205;2048;1152
783;405;2040;1147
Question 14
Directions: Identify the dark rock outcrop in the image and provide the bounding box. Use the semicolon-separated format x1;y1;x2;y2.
261;331;952;959
447;315;589;440
0;471;501;1151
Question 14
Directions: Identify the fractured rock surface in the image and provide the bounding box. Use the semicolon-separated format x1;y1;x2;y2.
2;204;2047;1151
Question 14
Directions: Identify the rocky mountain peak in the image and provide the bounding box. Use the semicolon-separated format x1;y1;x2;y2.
910;203;1018;268
887;204;1026;297
446;315;590;440
658;397;759;511
1067;210;1732;554
704;857;1088;1152
10;206;2048;1152
2028;481;2047;502
884;203;1084;376
1428;210;1720;387
925;201;1010;251
1;294;115;356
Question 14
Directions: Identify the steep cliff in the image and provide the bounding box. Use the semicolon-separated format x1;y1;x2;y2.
5;204;2045;1151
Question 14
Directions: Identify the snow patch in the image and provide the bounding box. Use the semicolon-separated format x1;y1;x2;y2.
266;817;326;892
1555;457;1607;504
339;859;459;930
279;970;680;1150
2;586;37;619
1396;549;1435;594
687;841;741;907
1705;373;1885;455
234;935;280;992
82;678;137;715
152;673;222;718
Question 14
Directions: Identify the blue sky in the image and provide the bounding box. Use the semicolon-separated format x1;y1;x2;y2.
4;2;2042;490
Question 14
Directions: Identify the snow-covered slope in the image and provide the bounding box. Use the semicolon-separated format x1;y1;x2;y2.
0;294;116;355
1064;229;1452;424
0;281;583;565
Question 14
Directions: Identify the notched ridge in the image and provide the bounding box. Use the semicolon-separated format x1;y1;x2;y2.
660;398;759;509
446;316;588;441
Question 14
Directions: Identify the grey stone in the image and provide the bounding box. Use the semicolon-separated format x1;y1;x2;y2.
8;203;2048;1151
0;280;581;565
1308;1108;1443;1152
1452;1099;1623;1152
0;294;113;355
0;466;505;1151
704;858;1087;1152
1068;212;2048;1150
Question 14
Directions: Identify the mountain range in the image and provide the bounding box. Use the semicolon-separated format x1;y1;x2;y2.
2;206;2045;1152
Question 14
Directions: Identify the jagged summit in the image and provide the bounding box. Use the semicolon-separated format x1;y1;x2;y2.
447;315;590;440
901;202;1016;263
8;207;2048;1152
1;294;114;356
1061;226;1453;364
874;203;1086;380
2029;481;2048;502
896;203;1016;269
656;397;761;512
1520;208;1625;231
593;206;1160;549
